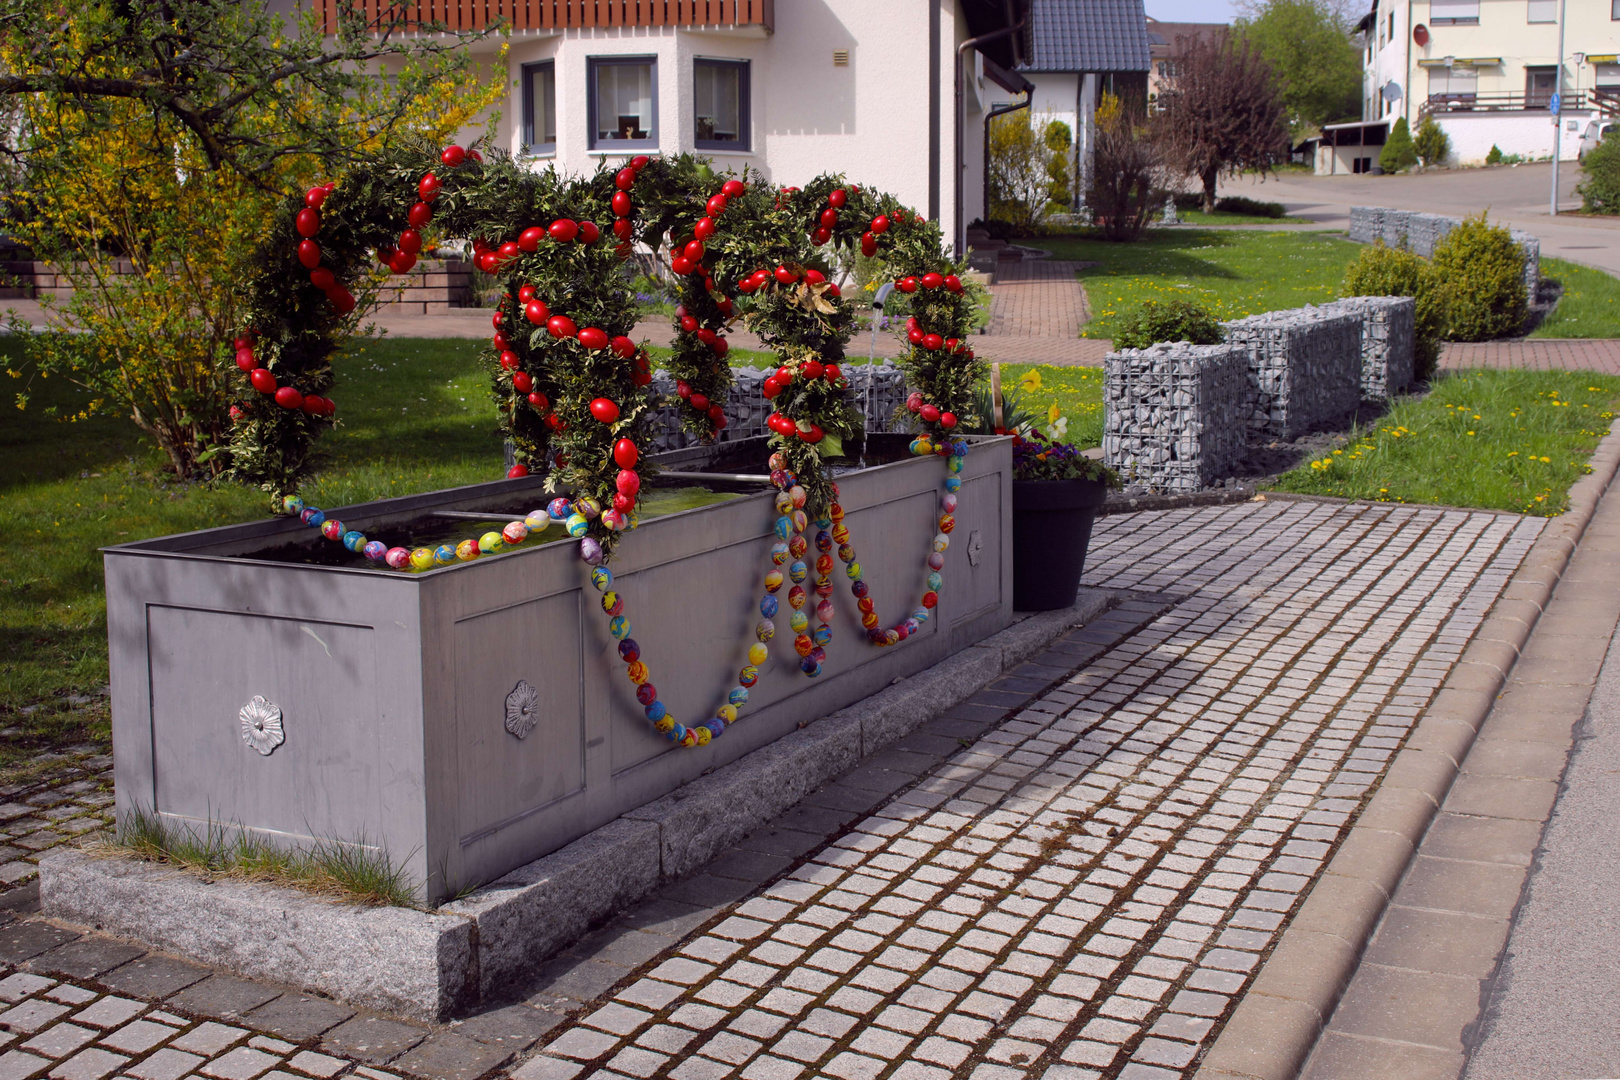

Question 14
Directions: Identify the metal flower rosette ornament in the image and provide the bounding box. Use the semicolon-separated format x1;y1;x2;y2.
230;141;987;751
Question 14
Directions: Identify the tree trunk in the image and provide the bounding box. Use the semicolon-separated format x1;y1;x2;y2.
1201;169;1219;213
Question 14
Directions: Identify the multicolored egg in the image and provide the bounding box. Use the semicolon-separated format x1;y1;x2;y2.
385;546;410;569
944;476;962;493
768;451;787;471
729;686;748;708
838;544;856;563
738;666;759;687
815;531;833;553
942;494;958;513
928;552;945;571
773;517;792;541
647;700;667;722
434;544;456;565
565;513;590;537
816;554;833;575
409;547;435;571
789;561;808;583
788;535;808;558
609;615;631;640
525;509;550;530
755;619;776;643
635;683;657;706
362;540;388;561
602;509;627;531
456;539;480;561
789;610;809;633
760;595;779;618
793;634;813;657
626;660;648;684
342;531;366;552
764;570;784;594
813;625;833;647
503;521;528;545
790;510;808;533
300;507;325;527
816;600;835;623
281;495;304;515
619;638;640;662
933;533;949;553
852;580;870;598
947;455;964;474
774;492;794;515
788;585;806;610
693;725;712;746
592;567;614;591
579;536;603;564
548;497;572;521
670;723;690;744
747;642;767;666
480;531;505;554
654;715;675;734
321;519;344;541
715;704;737;724
576;497;601;520
953;440;969;456
603;591;624;616
845;560;863;580
927;572;943;591
938;514;955;534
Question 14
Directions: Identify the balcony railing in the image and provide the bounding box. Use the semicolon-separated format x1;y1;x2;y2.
1419;89;1602;118
319;0;774;34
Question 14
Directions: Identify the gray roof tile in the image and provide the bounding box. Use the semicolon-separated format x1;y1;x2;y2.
1019;0;1152;73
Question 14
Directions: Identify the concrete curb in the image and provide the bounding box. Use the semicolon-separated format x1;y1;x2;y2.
1194;417;1620;1080
40;590;1117;1022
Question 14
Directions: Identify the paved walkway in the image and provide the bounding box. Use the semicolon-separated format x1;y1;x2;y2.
1437;338;1620;375
500;499;1538;1080
0;498;1546;1080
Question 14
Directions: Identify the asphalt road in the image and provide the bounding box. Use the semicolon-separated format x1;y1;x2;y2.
1221;163;1620;275
1462;618;1620;1079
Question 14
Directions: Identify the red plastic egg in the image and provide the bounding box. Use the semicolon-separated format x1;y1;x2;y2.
249;368;277;394
547;315;578;339
614;438;639;468
274;386;303;410
441;145;466;166
589;397;620;423
578;327;609;350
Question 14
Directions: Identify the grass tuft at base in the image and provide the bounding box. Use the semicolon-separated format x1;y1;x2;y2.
1268;369;1620;515
102;806;419;908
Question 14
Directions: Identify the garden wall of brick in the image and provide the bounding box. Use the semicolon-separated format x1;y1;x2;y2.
1222;306;1365;440
1347;206;1541;294
1103;342;1251;493
1320;295;1417;400
3;258;475;313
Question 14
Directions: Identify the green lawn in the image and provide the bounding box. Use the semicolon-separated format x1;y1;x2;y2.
1532;257;1620;338
998;364;1106;449
1269;369;1620;514
1170;210;1308;226
1026;229;1361;342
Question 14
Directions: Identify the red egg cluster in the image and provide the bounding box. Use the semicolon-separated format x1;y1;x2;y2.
905;391;958;430
292;184;357;315
610;154;655;261
233;334;335;418
894;271;964;295
903;316;974;356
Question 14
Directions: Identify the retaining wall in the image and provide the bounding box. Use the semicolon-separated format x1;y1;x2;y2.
1348;206;1540;294
1103;343;1250;494
1320;296;1416;401
1222;307;1364;440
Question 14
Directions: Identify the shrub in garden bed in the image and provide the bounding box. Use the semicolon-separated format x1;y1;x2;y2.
1578;130;1620;215
1341;241;1446;381
1431;213;1526;341
1113;299;1224;349
1213;195;1286;218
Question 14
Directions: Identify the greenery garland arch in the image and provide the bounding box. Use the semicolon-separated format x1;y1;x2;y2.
229;140;989;746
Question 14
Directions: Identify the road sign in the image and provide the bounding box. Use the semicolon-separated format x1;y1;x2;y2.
1551;92;1562;113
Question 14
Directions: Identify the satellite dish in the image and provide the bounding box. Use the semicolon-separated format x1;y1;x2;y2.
1383;81;1403;103
1413;23;1430;46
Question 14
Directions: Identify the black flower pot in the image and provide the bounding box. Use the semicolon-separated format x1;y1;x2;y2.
1012;478;1110;611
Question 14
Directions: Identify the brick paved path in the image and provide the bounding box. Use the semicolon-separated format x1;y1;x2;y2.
983;262;1090;340
0;749;113;891
1439;338;1620;375
501;499;1540;1080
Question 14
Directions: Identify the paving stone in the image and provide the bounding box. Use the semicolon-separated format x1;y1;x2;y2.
38;990;91;1008
28;941;144;981
241;996;355;1042
96;956;210;1000
46;1047;127;1080
20;1023;96;1058
0;925;79;966
0;1001;70;1035
319;1016;425;1066
68;997;143;1030
390;1032;511;1080
169;1023;248;1056
0;978;52;1006
282;1050;348;1079
449;1004;560;1053
96;1019;173;1055
0;1050;51;1080
164;978;281;1021
507;1056;584;1080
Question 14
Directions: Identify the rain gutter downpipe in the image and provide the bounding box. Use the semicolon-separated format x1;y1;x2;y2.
956;18;1027;258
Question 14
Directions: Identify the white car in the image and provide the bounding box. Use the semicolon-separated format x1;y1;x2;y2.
1579;119;1616;160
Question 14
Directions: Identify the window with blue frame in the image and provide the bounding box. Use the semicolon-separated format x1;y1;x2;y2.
522;61;556;155
589;56;658;150
694;58;749;151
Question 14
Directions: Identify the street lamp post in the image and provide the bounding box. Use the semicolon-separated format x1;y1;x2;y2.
1551;0;1568;216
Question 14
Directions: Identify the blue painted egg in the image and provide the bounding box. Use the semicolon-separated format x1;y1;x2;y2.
927;572;943;591
760;595;779;618
773;517;792;541
646;700;667;721
666;723;687;743
953;440;969;456
729;687;748;708
301;508;325;528
591;567;614;592
789;561;808;583
799;657;821;677
815;531;833;552
609;615;631;640
812;625;832;647
434;544;456;565
565;513;590;537
944;476;962;493
342;531;366;552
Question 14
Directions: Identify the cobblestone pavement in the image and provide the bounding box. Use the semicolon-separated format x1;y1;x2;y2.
1438;338;1620;375
983;261;1090;341
0;749;113;893
0;500;1545;1080
500;499;1542;1080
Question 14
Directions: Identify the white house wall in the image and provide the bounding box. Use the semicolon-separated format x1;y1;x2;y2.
1439;108;1600;163
492;1;969;248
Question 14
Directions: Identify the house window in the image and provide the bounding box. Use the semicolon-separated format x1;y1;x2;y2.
1528;0;1556;21
1428;67;1478;104
1431;0;1479;24
521;61;556;155
1526;65;1559;107
589;56;657;150
694;58;749;150
1598;63;1620;92
1388;11;1395;40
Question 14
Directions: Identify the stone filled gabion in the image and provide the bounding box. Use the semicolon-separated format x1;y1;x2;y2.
1348;206;1540;293
1103;342;1249;494
1221;307;1363;440
1319;296;1416;400
644;364;910;453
